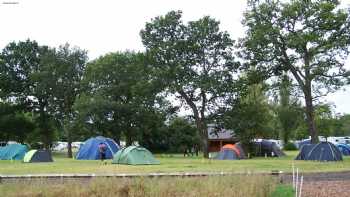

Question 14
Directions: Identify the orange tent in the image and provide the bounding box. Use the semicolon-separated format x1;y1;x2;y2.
221;144;241;158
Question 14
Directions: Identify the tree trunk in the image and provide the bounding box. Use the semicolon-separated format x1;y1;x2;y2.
126;130;132;146
195;119;209;158
304;86;318;144
67;130;73;158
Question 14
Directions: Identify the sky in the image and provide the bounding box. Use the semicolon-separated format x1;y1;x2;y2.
0;0;349;114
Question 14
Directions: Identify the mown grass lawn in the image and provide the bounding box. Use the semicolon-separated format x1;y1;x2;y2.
0;151;349;175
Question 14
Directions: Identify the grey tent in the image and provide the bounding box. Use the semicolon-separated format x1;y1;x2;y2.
295;142;342;162
254;140;285;157
23;150;53;163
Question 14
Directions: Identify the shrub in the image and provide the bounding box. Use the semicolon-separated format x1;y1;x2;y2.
284;142;297;150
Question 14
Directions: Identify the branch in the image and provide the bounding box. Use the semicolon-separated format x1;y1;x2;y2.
200;90;206;120
178;89;200;119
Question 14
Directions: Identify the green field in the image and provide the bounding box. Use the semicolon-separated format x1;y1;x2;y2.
0;151;349;175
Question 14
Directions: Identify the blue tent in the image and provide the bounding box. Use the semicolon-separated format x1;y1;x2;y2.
336;144;350;156
0;144;28;160
76;136;119;160
295;142;342;162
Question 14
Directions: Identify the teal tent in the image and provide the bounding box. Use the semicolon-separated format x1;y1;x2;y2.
112;146;160;165
0;144;28;160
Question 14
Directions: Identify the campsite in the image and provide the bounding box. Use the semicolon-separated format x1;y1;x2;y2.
1;0;350;196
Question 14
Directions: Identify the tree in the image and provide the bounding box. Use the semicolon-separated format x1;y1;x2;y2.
339;114;350;136
75;52;164;146
141;11;237;158
225;83;272;154
275;74;303;144
166;117;200;153
0;40;56;148
42;44;88;158
239;0;350;143
0;103;36;143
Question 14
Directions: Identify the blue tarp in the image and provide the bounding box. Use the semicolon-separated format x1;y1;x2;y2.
336;144;350;156
76;136;119;160
0;144;28;160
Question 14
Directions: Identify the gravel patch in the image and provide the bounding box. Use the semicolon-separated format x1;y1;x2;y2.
302;180;350;197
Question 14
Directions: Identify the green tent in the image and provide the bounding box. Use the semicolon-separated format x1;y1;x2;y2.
0;144;28;160
112;146;160;165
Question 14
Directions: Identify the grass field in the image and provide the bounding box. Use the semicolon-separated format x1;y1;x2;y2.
0;175;277;197
0;151;349;175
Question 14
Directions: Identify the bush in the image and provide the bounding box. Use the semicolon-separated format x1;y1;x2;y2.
284;142;297;150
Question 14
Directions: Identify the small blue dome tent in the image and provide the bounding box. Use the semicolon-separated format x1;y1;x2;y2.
76;136;119;160
336;144;350;156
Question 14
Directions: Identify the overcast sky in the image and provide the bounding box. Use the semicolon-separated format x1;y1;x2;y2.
1;0;349;114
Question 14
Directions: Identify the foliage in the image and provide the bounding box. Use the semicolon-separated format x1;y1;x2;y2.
41;43;88;157
75;51;166;145
274;74;304;144
339;114;350;136
0;40;56;147
166;117;200;153
141;10;238;157
225;82;273;152
240;0;350;143
283;142;297;151
0;103;36;143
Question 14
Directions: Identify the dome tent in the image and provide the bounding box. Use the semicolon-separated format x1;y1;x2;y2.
23;150;53;163
336;144;350;156
112;146;160;165
215;143;246;160
0;144;28;160
295;142;342;162
253;140;285;157
76;136;119;160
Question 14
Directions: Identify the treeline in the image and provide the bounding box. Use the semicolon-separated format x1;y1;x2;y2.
1;0;350;157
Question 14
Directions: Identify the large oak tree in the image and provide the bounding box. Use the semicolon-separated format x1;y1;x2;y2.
239;0;350;143
141;11;238;157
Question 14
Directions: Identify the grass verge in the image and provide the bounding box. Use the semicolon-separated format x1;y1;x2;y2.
0;175;277;197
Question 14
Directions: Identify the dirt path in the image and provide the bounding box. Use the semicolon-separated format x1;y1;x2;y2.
302;180;350;197
280;171;350;183
280;172;350;197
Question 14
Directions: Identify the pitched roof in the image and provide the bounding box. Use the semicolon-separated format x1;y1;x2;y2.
207;124;235;140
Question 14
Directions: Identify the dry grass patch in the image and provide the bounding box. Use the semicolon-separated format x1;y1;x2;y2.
0;175;277;197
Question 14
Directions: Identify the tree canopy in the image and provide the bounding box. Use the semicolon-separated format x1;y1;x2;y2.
141;10;238;157
239;0;350;143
